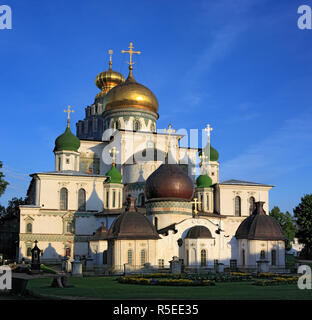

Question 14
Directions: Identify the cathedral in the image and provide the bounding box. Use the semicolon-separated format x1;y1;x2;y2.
18;43;287;273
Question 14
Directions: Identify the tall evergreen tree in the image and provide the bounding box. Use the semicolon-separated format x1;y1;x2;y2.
294;194;312;258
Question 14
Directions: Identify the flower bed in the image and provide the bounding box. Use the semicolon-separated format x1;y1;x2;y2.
253;277;299;286
118;276;216;286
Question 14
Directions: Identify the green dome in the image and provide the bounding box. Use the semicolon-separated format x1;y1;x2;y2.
196;175;213;188
199;145;219;161
54;127;80;152
106;166;122;184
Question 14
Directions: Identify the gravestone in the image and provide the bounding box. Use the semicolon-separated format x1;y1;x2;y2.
257;259;270;273
71;260;82;277
31;240;41;274
124;263;131;275
169;256;182;274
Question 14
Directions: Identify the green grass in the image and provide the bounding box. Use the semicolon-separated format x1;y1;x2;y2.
27;276;312;300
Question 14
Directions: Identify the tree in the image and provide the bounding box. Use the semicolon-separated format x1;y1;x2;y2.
294;194;312;259
269;206;297;251
5;197;28;219
0;161;8;197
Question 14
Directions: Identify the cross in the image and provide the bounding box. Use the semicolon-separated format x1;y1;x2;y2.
64;105;74;128
121;42;141;67
191;198;202;215
204;124;213;139
109;147;119;166
108;49;113;70
164;124;176;155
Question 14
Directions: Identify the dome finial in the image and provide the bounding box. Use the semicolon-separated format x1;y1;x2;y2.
64;105;74;128
121;42;141;79
108;49;113;71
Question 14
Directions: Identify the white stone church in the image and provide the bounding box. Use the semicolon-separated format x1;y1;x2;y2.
19;44;287;273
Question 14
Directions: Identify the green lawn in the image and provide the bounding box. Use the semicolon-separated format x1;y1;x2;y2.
26;276;312;300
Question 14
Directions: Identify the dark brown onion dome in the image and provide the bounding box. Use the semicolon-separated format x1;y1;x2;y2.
108;211;160;240
91;222;109;241
145;164;194;201
235;202;287;241
185;226;214;239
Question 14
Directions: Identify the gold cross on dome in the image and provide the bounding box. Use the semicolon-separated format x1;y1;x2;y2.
64;105;74;128
108;49;113;70
109;147;119;167
121;42;141;66
191;197;202;215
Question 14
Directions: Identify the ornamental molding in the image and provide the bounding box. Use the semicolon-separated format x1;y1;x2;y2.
20;233;74;242
58;182;70;187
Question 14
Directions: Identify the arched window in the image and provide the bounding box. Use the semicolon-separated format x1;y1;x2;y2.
60;188;68;210
242;249;245;266
200;194;204;211
271;249;277;266
112;190;116;208
249;197;256;215
106;191;109;208
235;196;241;216
103;250;108;264
127;249;133;266
138;193;145;207
200;249;207;267
140;249;146;266
154;217;158;230
260;250;266;260
78;188;86;211
206;194;209;211
133;120;140;132
26;223;32;233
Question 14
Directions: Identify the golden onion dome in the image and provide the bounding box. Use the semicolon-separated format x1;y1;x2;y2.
103;66;159;114
95;61;125;96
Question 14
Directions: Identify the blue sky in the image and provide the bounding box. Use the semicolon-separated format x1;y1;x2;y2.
1;0;312;213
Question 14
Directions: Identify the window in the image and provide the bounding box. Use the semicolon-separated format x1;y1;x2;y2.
200;194;204;211
113;120;120;130
119;191;121;208
140;249;146;266
66;158;70;164
138;193;145;207
186;250;189;266
235;196;241;216
78;188;86;211
26;223;32;233
66;222;73;233
150;123;155;132
206;194;209;211
60;188;68;210
154;217;158;230
127;249;133;266
158;259;164;269
93;118;98;132
260;250;266;260
103;250;108;264
242;249;245;266
271;249;277;266
200;249;207;267
249;197;256;215
106;191;109;208
113;190;116;208
133;120;140;132
26;246;32;257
